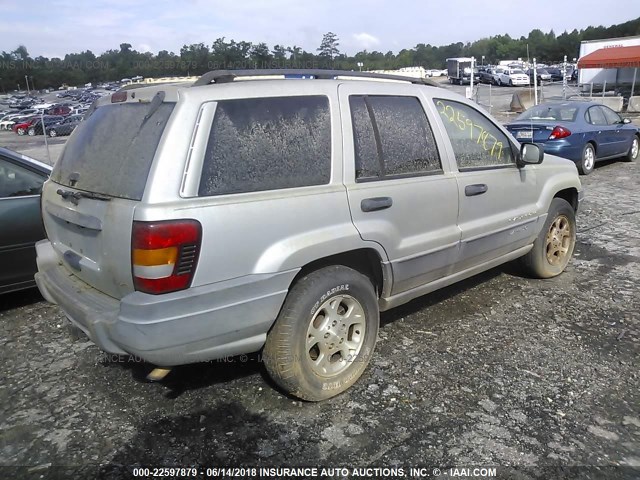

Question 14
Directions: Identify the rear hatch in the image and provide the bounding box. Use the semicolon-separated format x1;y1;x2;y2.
506;122;556;143
42;96;175;299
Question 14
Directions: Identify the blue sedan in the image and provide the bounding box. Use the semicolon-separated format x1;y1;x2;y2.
506;101;639;175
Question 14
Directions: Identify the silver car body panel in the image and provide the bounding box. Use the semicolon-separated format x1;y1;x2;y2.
35;77;583;365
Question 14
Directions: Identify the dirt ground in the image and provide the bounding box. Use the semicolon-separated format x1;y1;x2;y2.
1;109;639;480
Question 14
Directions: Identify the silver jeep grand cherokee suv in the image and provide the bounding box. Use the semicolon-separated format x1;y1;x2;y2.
35;70;582;401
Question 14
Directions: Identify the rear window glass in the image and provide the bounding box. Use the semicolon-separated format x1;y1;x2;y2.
52;102;174;200
517;105;578;122
199;96;331;196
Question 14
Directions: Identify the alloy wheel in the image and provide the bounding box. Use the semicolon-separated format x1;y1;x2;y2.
306;295;366;377
545;215;572;267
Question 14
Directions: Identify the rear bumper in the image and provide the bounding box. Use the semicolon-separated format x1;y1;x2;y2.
35;240;297;366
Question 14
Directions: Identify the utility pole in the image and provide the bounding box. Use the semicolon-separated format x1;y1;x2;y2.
469;57;475;100
25;75;30;94
533;58;538;106
562;55;567;100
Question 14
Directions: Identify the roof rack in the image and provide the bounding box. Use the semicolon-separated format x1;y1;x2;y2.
192;69;441;87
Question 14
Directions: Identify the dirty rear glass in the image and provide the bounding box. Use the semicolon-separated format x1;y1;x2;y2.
52;102;175;200
199;96;331;196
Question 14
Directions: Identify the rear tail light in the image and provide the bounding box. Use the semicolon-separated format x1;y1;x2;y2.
132;220;202;295
548;126;571;140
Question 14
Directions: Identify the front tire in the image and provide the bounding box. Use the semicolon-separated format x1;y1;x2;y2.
519;198;576;279
263;265;379;401
578;143;595;175
625;135;639;162
49;129;57;137
27;128;35;136
17;128;25;136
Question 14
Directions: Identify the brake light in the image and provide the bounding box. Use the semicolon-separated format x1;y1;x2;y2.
132;220;202;295
548;126;571;140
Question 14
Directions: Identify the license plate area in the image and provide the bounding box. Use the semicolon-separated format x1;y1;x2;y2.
516;130;533;139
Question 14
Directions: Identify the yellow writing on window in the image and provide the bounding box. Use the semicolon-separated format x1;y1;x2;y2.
436;100;504;162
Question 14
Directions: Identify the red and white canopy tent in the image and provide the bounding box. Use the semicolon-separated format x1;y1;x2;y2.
577;45;640;96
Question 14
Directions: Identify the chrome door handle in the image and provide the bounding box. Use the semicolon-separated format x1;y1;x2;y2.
465;184;488;197
361;197;393;212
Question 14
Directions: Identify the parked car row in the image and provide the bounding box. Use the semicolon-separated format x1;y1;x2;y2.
0;96;92;135
1;112;85;137
475;65;578;86
476;66;530;86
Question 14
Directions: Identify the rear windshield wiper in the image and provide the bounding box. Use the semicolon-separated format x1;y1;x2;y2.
56;188;111;203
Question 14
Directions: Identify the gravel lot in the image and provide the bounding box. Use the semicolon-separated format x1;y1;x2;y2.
1;87;639;479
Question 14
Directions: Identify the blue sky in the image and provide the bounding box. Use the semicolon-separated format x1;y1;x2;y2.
0;0;638;58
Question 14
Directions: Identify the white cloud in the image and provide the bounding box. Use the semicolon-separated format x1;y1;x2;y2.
352;32;380;49
1;1;638;58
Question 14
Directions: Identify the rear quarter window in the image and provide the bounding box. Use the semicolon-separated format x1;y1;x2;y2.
198;96;331;196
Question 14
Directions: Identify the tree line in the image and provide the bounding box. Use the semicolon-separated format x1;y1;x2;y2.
1;17;638;91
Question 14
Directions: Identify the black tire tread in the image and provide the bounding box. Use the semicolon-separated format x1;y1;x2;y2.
519;198;576;279
263;265;378;401
578;143;595;175
624;135;639;162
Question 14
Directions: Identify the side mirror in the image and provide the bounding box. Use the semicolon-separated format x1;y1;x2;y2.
517;143;544;167
622;118;631;124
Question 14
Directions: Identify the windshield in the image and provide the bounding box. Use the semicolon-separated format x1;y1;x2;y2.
516;105;579;122
52;101;175;200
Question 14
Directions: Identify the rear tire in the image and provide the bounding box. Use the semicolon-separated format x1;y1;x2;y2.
27;128;35;136
509;79;513;87
263;265;379;401
519;198;576;279
578;143;595;175
17;128;25;136
49;129;57;137
625;135;639;162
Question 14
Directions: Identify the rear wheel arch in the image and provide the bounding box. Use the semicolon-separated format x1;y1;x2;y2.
290;248;386;299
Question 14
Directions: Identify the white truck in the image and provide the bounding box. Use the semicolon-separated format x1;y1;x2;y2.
578;35;640;88
447;57;473;85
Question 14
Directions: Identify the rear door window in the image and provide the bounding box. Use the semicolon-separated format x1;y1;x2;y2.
586;106;607;125
198;96;331;196
52;101;175;200
349;95;441;181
